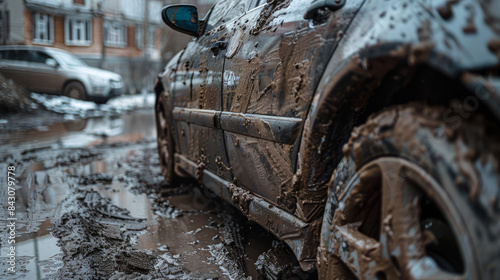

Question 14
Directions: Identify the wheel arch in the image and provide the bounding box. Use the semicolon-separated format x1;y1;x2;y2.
62;79;88;94
294;0;500;224
156;49;184;155
156;66;185;178
290;0;500;267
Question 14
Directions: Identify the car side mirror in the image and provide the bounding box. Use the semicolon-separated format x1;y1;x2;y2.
161;5;199;37
46;58;58;68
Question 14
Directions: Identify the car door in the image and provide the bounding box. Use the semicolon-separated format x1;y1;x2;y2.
0;50;32;89
220;0;366;216
170;0;254;181
25;51;66;94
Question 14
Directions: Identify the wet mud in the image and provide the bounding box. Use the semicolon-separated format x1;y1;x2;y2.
0;74;37;114
0;110;310;280
319;103;500;279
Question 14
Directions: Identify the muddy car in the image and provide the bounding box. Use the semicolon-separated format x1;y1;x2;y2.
155;0;500;278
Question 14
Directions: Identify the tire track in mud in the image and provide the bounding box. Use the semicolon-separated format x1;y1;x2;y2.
51;189;155;279
1;138;313;279
0;140;258;279
46;142;254;279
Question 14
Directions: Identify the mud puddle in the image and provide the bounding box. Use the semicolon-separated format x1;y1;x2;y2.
0;109;156;156
0;106;314;279
0;134;309;279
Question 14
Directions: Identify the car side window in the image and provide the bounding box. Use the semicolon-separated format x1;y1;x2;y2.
7;50;30;61
205;0;252;31
0;50;26;60
30;51;52;64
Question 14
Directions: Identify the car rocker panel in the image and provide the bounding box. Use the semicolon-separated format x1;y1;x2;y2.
156;0;500;276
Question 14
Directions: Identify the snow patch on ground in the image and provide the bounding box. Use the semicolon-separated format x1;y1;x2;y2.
30;92;155;118
107;93;156;110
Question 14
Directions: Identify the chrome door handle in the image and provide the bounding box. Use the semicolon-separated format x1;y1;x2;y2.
210;41;228;54
304;0;345;19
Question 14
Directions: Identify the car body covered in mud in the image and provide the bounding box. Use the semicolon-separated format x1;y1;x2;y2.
155;0;500;278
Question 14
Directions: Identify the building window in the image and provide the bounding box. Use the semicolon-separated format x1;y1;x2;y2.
73;0;85;5
0;10;10;44
135;24;142;49
32;13;53;45
135;25;155;50
104;21;126;48
65;17;91;46
148;26;155;49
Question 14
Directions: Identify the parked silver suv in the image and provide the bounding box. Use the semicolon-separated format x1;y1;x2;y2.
0;45;124;104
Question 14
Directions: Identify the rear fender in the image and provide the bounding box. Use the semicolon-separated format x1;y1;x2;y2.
295;0;500;224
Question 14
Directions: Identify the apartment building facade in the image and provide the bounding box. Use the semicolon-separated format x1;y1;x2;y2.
0;0;215;93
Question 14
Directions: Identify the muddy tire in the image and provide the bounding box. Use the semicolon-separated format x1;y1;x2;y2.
256;242;315;280
64;81;87;101
318;103;500;279
155;92;176;185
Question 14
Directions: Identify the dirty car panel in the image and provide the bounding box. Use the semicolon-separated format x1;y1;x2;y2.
159;0;366;268
157;0;500;277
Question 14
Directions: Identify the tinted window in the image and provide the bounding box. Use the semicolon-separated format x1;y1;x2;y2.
0;50;30;61
30;51;53;63
52;51;87;67
206;0;252;31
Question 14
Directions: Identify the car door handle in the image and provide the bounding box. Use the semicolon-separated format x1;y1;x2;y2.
210;41;228;54
304;0;345;19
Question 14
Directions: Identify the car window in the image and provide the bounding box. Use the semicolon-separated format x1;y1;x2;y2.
1;50;15;60
30;51;53;64
51;51;87;67
16;50;30;61
0;50;30;61
205;0;252;31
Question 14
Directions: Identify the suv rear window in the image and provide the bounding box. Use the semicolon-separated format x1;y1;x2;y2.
0;50;24;61
0;50;54;64
0;50;30;61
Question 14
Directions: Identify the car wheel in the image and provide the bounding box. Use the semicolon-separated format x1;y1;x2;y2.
64;81;87;101
156;92;176;185
318;103;500;279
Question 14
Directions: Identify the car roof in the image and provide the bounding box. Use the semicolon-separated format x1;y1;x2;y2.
0;45;66;54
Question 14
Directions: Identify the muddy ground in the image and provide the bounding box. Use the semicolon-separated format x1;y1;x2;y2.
0;101;314;280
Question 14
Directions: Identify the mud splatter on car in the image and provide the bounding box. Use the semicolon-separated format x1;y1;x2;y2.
157;0;500;278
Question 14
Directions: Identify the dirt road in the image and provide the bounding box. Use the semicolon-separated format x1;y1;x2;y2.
0;104;311;280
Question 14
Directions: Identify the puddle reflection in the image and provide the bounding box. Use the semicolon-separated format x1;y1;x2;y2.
0;108;263;279
0;109;156;154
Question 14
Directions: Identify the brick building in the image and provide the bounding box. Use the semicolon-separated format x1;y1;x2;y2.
0;0;215;93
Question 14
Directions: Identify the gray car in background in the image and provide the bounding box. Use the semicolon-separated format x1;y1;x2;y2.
0;45;124;104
